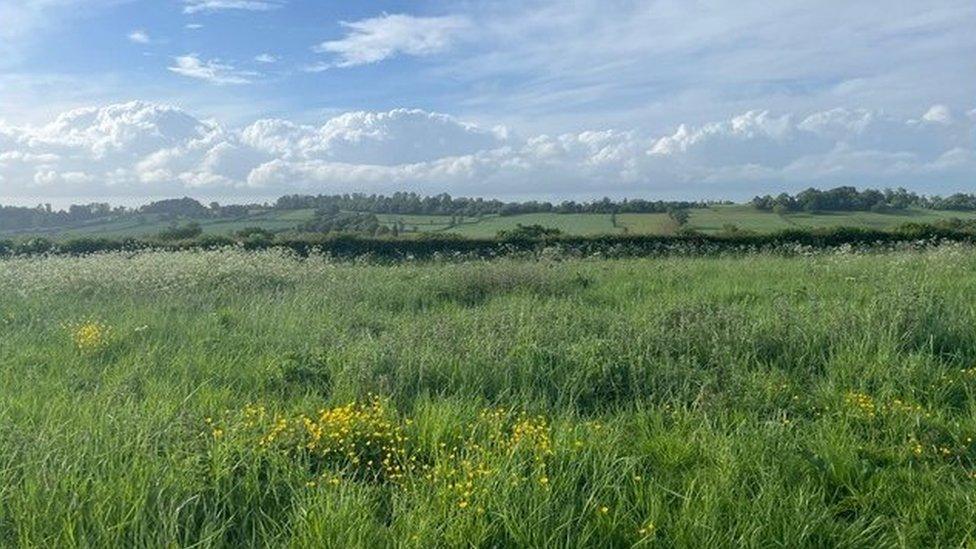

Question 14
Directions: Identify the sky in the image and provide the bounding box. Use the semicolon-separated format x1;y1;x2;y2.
0;0;975;205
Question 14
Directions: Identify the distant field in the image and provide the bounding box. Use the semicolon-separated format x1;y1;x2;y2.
448;213;619;237
5;205;976;240
442;207;976;237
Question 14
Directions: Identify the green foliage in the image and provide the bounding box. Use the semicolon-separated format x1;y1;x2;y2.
497;224;563;240
667;208;690;226
156;221;203;241
752;186;976;213
139;197;212;218
4;222;976;260
235;226;276;239
300;211;388;236
275;191;710;217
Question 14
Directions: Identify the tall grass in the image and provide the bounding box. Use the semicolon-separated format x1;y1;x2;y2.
2;247;976;547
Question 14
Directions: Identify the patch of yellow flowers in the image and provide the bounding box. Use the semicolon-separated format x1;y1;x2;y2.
206;400;557;511
844;391;930;420
214;395;412;483
844;391;877;419
66;319;113;353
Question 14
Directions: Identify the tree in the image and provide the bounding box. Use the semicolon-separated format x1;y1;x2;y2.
667;208;690;226
140;197;210;218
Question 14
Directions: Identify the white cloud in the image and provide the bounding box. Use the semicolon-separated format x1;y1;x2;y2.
254;53;278;64
1;101;974;199
127;29;150;44
182;0;283;14
185;23;204;30
922;105;954;124
437;0;976;135
248;109;507;165
300;62;330;73
314;14;470;68
168;54;256;85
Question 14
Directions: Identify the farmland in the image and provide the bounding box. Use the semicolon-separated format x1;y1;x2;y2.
3;248;976;546
7;203;976;240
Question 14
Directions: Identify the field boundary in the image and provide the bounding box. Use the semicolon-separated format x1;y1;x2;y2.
3;224;975;260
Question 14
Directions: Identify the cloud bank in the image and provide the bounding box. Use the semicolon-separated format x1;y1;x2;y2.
0;101;973;200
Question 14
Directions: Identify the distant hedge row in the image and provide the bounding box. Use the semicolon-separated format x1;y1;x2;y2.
2;224;975;260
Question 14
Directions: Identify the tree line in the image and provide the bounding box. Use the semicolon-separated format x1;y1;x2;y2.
6;187;976;233
0;203;122;231
751;186;976;214
274;193;714;216
0;197;260;232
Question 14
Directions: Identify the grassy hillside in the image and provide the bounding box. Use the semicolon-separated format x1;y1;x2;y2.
2;249;976;546
6;204;976;241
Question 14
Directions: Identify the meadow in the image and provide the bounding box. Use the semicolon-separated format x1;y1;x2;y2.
2;248;976;547
9;204;976;240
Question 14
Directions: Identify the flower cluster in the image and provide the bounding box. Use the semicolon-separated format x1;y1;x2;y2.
205;400;557;511
66;319;112;353
222;396;412;484
844;391;930;421
476;408;553;458
844;391;877;419
888;398;926;415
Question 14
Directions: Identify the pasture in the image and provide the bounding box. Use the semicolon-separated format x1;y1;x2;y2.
9;204;976;241
2;248;976;546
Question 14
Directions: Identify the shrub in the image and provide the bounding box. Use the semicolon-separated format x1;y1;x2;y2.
15;237;55;255
157;222;203;241
497;224;562;240
235;227;276;240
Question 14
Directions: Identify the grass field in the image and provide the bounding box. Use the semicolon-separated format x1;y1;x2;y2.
3;248;976;546
9;204;976;241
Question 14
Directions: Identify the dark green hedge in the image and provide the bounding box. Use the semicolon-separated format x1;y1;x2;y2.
2;224;974;260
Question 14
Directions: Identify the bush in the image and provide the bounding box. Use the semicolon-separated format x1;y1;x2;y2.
157;222;203;241
497;224;562;241
667;208;690;226
59;238;130;255
235;227;276;240
15;237;55;255
195;234;235;249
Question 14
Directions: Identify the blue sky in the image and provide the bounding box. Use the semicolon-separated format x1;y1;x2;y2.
3;1;471;123
0;0;975;202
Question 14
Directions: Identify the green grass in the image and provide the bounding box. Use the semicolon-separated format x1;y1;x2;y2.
653;205;976;235
3;248;976;546
448;213;619;237
401;206;976;237
8;205;976;241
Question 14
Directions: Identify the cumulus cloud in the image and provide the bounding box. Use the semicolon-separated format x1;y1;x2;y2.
168;54;256;85
182;0;283;14
254;53;278;64
127;30;150;44
0;101;974;199
314;14;470;68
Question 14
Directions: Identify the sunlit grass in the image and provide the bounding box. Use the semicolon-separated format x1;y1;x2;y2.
2;247;976;546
